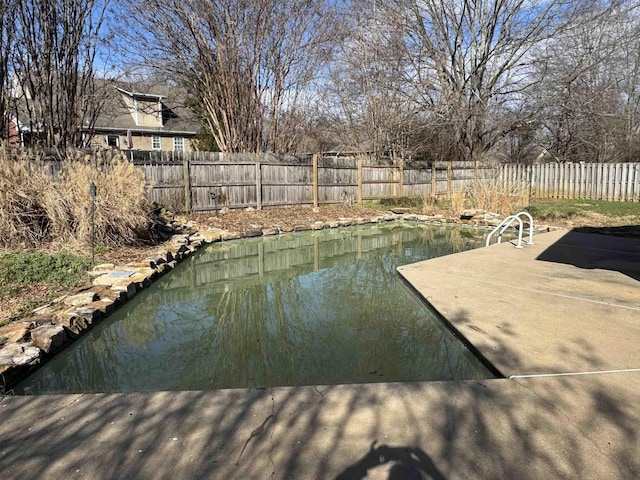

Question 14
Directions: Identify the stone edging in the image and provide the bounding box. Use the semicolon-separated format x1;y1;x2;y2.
0;211;552;393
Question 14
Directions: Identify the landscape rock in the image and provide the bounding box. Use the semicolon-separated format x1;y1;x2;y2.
460;209;484;220
0;321;31;343
129;269;156;288
30;303;55;316
53;307;101;336
170;234;190;244
0;342;40;366
166;243;189;256
30;325;66;354
197;230;223;243
93;270;136;287
242;229;263;238
63;291;99;307
128;260;157;269
111;281;137;299
262;228;278;236
93;263;115;271
310;221;325;230
155;251;174;264
221;231;242;240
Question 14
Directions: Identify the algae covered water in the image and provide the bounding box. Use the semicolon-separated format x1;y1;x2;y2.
17;223;493;394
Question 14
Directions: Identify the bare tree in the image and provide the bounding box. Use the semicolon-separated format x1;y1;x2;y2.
0;0;14;144
118;0;339;154
320;0;431;162
10;0;109;149
378;0;589;163
531;2;640;162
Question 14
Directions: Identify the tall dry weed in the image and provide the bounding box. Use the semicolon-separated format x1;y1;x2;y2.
421;193;436;214
448;189;467;215
0;149;54;248
467;173;528;215
0;147;150;250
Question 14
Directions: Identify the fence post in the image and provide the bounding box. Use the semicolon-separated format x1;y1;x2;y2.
312;153;319;208
398;156;404;197
447;162;452;198
357;156;363;204
474;160;478;191
431;162;436;197
255;161;262;210
182;154;191;213
392;161;398;197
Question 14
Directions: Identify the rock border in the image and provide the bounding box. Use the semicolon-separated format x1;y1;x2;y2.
0;210;554;393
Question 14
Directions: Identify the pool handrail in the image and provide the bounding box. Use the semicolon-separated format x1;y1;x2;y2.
485;211;534;249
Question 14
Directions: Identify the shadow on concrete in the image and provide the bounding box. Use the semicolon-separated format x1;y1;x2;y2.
571;224;640;239
334;441;444;480
1;327;638;479
535;229;640;281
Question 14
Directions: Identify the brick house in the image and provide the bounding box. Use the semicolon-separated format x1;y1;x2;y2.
1;116;22;148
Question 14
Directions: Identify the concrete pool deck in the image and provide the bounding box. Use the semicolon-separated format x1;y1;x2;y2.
1;229;639;479
398;228;640;378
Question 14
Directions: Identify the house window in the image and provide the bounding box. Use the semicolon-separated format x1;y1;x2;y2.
173;137;185;152
106;134;119;147
152;135;161;150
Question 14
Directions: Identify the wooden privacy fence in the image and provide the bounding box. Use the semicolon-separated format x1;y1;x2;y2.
501;162;640;202
134;152;489;212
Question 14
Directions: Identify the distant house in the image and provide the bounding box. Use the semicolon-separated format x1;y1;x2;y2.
2;116;22;148
88;85;199;152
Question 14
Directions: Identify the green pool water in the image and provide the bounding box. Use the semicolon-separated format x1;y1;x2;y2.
16;223;494;394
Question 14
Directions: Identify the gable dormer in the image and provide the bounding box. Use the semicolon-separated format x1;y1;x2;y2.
116;87;164;128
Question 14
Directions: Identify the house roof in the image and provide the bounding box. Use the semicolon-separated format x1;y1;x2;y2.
114;87;165;101
92;81;199;135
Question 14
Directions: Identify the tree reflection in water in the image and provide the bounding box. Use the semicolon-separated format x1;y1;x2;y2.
17;224;493;394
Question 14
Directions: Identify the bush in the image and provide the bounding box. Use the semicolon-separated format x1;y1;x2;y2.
0;148;151;249
378;196;423;208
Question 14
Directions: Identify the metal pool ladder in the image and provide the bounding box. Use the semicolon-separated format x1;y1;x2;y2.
485;211;534;249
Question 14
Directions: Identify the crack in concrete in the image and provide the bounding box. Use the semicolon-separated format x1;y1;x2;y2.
235;413;274;466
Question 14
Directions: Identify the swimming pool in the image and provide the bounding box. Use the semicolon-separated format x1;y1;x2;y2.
16;223;494;394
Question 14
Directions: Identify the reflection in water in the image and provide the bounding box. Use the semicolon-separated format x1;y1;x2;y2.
17;223;493;394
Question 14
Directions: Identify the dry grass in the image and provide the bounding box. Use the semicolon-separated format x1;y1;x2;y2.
421;193;436;214
448;189;467;215
467;174;529;215
0;147;150;250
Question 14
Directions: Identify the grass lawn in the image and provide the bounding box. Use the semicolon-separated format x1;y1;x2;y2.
527;198;640;221
0;251;91;328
